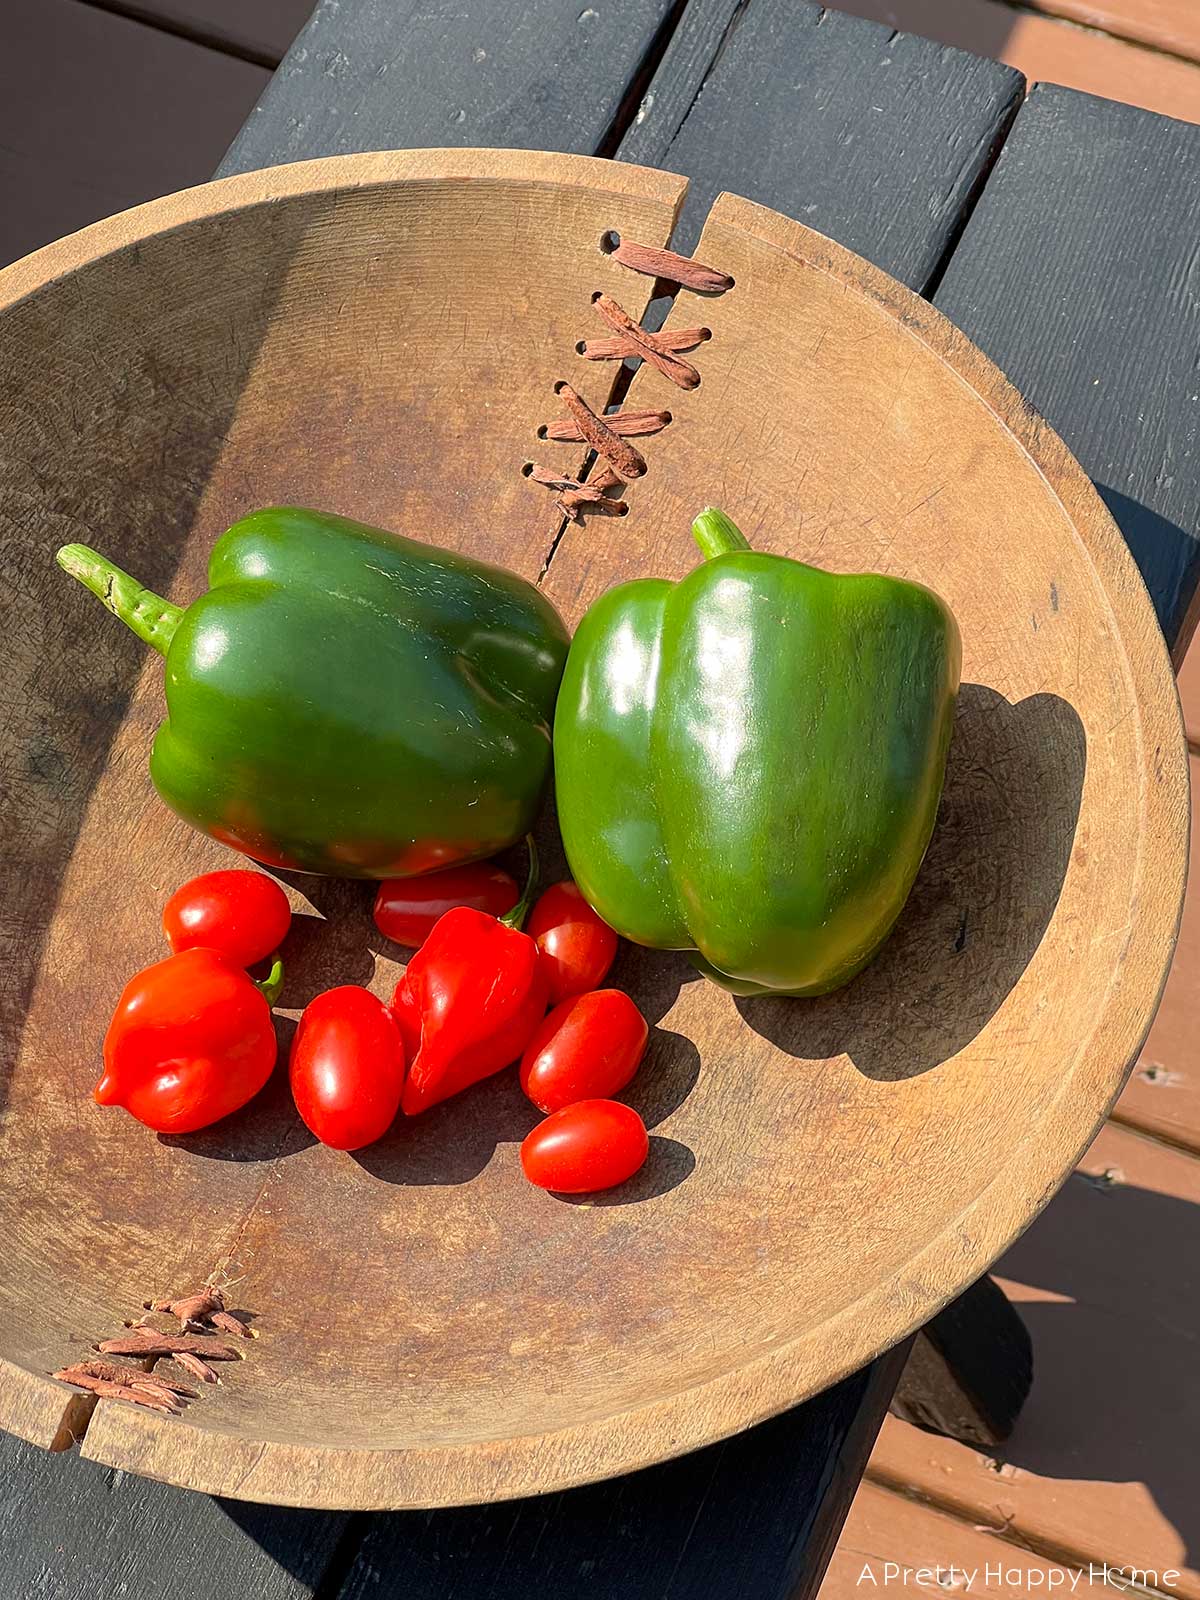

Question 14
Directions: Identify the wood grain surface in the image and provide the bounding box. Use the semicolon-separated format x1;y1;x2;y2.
1114;753;1200;1151
835;0;1200;127
336;1351;908;1600
83;0;315;65
616;0;1024;285
823;1480;1111;1598
1022;0;1200;62
0;150;1185;1508
0;1425;348;1600
0;0;268;267
868;1121;1200;1597
219;0;679;177
935;83;1200;657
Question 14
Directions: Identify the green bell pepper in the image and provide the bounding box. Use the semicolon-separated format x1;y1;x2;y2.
554;509;961;995
58;507;569;878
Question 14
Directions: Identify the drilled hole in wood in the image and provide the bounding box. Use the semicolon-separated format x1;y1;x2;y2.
553;381;568;395
575;340;587;355
520;462;534;477
698;328;713;341
536;425;548;440
599;230;621;255
590;291;603;303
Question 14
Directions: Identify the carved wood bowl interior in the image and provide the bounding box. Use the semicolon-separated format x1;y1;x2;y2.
0;150;1187;1509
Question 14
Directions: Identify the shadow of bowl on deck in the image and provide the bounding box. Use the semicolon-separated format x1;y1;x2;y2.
989;1167;1200;1571
735;683;1086;1081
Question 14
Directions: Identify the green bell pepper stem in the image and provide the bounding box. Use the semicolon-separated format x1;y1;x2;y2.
254;956;285;1007
56;544;183;657
499;835;540;932
692;507;752;560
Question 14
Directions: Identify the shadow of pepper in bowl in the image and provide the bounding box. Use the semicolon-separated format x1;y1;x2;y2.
735;684;1086;1081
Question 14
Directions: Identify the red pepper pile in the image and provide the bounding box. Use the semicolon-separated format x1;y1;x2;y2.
93;850;652;1194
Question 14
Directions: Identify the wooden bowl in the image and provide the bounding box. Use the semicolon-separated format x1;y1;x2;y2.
0;150;1186;1509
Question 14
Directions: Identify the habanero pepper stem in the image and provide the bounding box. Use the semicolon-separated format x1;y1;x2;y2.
498;836;540;932
254;957;285;1007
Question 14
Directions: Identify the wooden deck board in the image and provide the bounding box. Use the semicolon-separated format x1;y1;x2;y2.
832;0;1200;124
0;0;268;267
934;83;1200;656
79;0;314;65
821;1482;1111;1598
1176;635;1200;746
616;0;1023;286
0;1426;347;1600
1023;0;1200;64
218;0;682;176
1114;753;1200;1153
865;1121;1200;1596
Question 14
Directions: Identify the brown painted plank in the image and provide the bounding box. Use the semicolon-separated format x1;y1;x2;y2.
82;0;315;65
1024;0;1200;64
1114;752;1200;1153
832;0;1200;125
866;1121;1200;1597
822;1482;1111;1598
0;0;268;267
1177;635;1200;745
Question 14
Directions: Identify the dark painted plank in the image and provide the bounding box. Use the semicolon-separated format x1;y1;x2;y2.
219;0;679;177
81;0;315;67
0;0;268;267
0;1428;349;1600
935;83;1200;655
339;1351;908;1600
617;0;1024;288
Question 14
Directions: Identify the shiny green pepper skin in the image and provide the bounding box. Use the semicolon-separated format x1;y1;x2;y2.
554;510;961;995
58;508;568;878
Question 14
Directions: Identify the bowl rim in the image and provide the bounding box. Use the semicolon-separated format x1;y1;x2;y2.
0;148;1187;1509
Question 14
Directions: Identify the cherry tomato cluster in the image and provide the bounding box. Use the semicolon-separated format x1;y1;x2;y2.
93;853;653;1195
371;849;651;1193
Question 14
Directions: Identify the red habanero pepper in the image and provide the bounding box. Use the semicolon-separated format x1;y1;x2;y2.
373;860;519;949
527;880;618;1004
391;840;547;1116
94;948;283;1134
